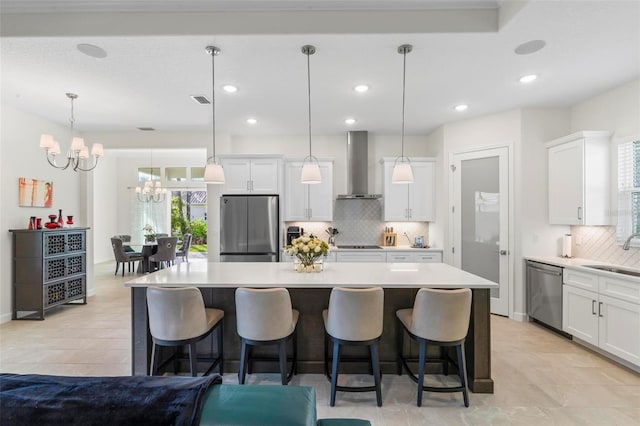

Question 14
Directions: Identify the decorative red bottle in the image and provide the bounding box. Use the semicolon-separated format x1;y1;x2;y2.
57;209;64;228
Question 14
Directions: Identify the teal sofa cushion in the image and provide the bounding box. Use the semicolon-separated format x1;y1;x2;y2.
199;385;316;426
317;420;372;426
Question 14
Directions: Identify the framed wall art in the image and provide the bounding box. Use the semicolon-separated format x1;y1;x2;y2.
19;177;53;207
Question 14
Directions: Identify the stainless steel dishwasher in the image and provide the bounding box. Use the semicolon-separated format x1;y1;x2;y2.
527;260;564;332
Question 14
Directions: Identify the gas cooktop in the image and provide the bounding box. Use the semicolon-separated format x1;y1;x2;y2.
337;245;382;249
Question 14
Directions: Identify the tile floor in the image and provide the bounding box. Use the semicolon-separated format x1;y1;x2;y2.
1;261;639;425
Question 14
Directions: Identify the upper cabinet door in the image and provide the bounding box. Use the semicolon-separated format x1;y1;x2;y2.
308;162;334;221
546;131;611;225
284;161;333;221
221;158;252;193
249;159;280;193
408;160;435;221
221;158;280;194
383;158;435;221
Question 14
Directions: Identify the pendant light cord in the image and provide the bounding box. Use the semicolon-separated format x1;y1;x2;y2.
306;50;312;158
211;50;216;161
69;96;75;134
401;49;407;159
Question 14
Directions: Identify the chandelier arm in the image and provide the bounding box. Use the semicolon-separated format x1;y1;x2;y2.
73;156;100;172
45;153;73;170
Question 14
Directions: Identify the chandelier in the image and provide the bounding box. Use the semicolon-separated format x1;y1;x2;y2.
39;93;104;172
136;150;167;203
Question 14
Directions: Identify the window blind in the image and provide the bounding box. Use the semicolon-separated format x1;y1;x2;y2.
617;139;640;240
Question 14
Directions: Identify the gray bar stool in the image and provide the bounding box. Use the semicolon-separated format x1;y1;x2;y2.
235;288;299;385
323;287;384;407
147;286;224;377
396;288;472;407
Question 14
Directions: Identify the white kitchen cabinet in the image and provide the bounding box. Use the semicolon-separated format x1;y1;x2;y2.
284;161;333;221
563;269;640;367
386;251;442;263
382;158;435;221
546;131;612;225
336;251;386;263
220;157;280;194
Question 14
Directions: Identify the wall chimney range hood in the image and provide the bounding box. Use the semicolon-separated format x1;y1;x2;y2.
337;131;381;199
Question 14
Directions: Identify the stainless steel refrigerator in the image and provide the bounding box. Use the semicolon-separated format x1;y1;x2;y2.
220;195;279;262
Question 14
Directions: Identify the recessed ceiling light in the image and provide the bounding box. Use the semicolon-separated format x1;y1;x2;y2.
222;85;238;93
514;40;546;55
354;85;369;93
454;104;468;112
519;74;538;84
76;43;107;59
344;118;357;125
246;118;257;125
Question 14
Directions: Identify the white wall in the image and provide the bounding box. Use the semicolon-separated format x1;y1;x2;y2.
92;155;118;263
0;104;88;323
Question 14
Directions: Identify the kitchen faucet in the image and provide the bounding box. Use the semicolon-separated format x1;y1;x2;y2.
622;232;640;250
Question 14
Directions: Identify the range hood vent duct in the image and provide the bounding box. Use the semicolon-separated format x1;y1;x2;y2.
337;131;381;199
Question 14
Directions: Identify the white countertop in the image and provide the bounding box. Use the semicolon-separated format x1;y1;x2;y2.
282;245;442;252
124;261;497;289
526;256;640;283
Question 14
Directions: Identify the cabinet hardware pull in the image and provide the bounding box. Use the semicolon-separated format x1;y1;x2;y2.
598;301;603;317
528;266;562;276
246;181;250;191
592;300;597;315
577;206;582;221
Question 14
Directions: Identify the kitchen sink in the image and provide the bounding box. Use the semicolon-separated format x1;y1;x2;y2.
583;265;640;278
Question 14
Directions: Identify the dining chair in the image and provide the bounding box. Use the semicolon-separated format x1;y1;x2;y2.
110;238;144;276
149;237;178;271
176;234;192;263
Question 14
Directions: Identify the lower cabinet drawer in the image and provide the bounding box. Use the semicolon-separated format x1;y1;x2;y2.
386;252;443;263
336;252;386;263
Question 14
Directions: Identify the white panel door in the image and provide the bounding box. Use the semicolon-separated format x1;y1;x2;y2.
308;163;333;221
451;147;510;316
383;161;409;221
284;162;308;221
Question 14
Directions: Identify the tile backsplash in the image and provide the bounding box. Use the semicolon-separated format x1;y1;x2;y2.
571;225;640;268
286;198;429;247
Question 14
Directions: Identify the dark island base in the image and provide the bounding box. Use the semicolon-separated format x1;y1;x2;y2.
131;287;493;394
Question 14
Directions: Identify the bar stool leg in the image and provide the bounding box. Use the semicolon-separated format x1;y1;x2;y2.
279;341;288;385
292;330;298;375
456;343;469;407
149;342;156;376
330;342;341;407
239;340;249;384
323;333;329;377
217;321;224;375
370;343;382;407
189;342;197;377
417;339;426;407
396;326;404;376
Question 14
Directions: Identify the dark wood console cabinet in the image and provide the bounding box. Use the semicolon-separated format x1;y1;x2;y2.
10;228;88;320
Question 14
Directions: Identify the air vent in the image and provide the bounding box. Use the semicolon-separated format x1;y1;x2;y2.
137;127;155;131
190;95;210;105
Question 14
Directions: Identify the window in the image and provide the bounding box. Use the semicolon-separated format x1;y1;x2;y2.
166;167;187;182
138;167;161;182
617;138;640;246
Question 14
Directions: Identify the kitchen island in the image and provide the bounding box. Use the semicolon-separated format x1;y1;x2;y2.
125;261;498;393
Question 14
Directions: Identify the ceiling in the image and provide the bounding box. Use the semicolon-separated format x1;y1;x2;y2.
1;1;638;137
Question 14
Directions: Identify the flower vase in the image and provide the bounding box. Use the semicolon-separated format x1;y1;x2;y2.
295;258;323;273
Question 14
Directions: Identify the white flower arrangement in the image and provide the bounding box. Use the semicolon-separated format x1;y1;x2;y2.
142;224;156;242
285;236;330;267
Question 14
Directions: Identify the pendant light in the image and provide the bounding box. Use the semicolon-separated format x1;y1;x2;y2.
392;44;414;184
39;93;104;172
301;45;322;184
203;45;225;184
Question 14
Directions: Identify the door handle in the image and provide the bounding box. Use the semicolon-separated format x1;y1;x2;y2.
592;300;597;315
499;250;509;255
577;207;582;221
598;302;603;317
